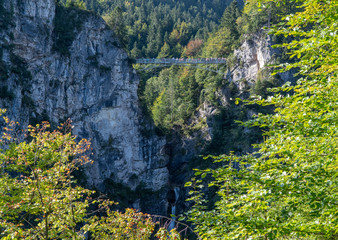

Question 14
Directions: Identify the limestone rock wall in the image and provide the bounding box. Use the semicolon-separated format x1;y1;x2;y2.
231;33;273;84
0;0;168;214
229;32;294;89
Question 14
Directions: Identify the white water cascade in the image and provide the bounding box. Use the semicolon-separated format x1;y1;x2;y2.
168;187;180;231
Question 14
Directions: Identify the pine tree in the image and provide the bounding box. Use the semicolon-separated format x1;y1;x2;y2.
220;0;241;39
157;42;171;58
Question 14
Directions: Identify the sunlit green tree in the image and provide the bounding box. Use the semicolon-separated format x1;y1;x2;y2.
186;0;338;239
0;113;182;239
103;7;129;48
158;42;171;59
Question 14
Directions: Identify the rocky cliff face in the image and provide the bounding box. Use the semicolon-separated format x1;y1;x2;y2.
0;0;168;214
230;33;273;85
229;32;295;89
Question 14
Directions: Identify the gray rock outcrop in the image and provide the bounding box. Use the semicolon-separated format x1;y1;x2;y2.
0;0;168;214
231;33;273;84
229;32;295;89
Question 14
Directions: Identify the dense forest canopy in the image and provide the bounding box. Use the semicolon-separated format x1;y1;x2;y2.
73;0;242;58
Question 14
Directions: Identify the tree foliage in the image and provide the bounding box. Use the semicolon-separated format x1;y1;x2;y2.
57;0;87;10
0;113;183;239
186;0;338;239
81;0;233;58
183;39;203;57
103;7;129;48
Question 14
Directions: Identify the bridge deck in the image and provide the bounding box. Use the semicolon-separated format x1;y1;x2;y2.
136;58;226;65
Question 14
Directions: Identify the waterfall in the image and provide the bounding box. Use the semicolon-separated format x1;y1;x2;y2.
174;187;180;202
168;187;180;231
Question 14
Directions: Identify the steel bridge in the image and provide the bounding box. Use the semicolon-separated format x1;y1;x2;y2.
135;58;226;74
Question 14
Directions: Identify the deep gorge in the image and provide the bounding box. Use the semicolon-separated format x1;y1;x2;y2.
1;0;293;219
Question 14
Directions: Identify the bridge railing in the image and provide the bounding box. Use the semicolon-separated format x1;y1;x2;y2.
135;58;226;65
